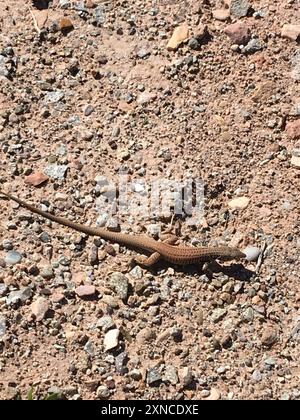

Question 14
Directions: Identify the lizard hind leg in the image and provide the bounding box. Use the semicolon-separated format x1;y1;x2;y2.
131;252;161;268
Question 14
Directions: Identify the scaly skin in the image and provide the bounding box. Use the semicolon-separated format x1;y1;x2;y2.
0;191;246;266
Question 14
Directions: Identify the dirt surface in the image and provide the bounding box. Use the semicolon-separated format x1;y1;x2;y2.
0;0;299;400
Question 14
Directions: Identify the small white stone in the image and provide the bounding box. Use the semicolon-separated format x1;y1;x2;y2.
228;196;250;209
291;155;300;168
243;246;261;262
104;328;119;351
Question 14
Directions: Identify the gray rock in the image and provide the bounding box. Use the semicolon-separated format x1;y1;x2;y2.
97;315;115;332
163;365;179;385
0;55;9;78
264;357;276;366
0;316;6;337
83;104;94;116
252;369;262;382
6;287;32;305
40;265;55;279
5;250;22;265
0;283;8;296
2;239;13;250
211;308;227;323
59;0;70;8
230;0;249;18
108;272;129;301
146;224;160;237
96;385;110;399
44;164;68;180
94;6;106;26
188;37;200;50
115;352;128;375
39;232;51;243
129;265;143;279
137;48;151;59
129;369;142;380
84;340;95;356
147;367;162;385
242;38;262;54
243;307;254;322
44;90;65;104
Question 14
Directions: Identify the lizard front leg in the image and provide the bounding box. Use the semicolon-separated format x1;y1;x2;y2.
130;235;179;268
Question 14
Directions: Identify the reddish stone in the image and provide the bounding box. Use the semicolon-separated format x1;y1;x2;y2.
286;120;300;139
25;172;49;187
75;285;96;297
224;21;251;45
281;24;300;41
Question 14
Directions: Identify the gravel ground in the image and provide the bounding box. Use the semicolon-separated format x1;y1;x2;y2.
0;0;299;400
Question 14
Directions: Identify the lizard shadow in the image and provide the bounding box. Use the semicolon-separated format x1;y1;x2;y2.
147;260;254;282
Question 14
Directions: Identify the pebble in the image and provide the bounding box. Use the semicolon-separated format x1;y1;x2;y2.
211;308;227;323
137;91;156;105
59;17;74;32
163;365;178;385
188;38;200;50
224;22;251;45
286;120;300;139
178;367;193;387
228;196;250;209
281;24;300;42
242;38;262;54
25;172;49;187
115;352;128;375
205;388;221;400
129;265;143;279
59;0;70;8
83;104;94;116
94;6;106;26
97;315;115;332
129;369;142;381
252;369;262;382
30;297;50;321
136;327;156;344
291;155;300;168
167;24;189;50
96;385;110;399
243;307;254;322
136;48;151;59
44;90;65;104
2;239;13;251
0;283;8;296
147;367;162;385
243;246;261;261
108;272;129;301
6;287;32;305
0;55;9;78
5;250;22;265
212;9;230;21
104;328;119;351
0;316;6;337
84;340;95;356
75;285;96;297
230;0;249;18
40;265;55;279
44;164;68;180
261;327;278;348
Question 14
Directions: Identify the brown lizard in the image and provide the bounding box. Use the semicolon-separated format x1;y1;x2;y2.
0;191;245;267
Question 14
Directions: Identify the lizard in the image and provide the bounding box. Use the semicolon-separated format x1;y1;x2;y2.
0;191;246;267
